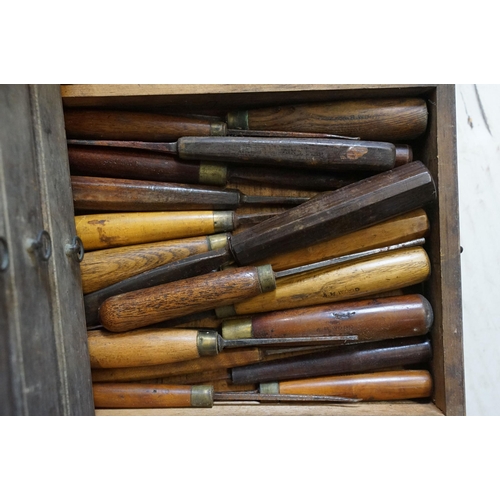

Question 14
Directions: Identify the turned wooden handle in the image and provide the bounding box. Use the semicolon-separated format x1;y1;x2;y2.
227;98;428;142
68;146;227;185
92;383;214;408
80;234;228;294
75;210;234;251
217;247;431;318
252;208;429;271
231;337;432;384
229;161;436;266
267;370;433;401
87;328;207;368
99;265;277;333
64;109;226;141
71;176;244;212
221;294;433;341
178;136;396;171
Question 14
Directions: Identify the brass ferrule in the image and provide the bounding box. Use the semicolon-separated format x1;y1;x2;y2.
210;122;228;136
196;330;220;357
190;385;214;408
213;211;234;232
226;110;249;130
221;318;253;340
259;382;279;394
207;233;230;251
199;162;228;186
215;304;237;319
257;265;276;293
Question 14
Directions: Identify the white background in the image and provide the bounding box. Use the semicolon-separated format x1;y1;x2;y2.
456;84;500;415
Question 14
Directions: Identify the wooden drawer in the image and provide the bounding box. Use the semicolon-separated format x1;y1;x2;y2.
0;84;464;416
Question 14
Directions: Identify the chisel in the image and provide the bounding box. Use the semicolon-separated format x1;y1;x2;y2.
87;327;359;369
258;369;433;401
64;97;427;142
92;383;360;409
98;239;428;333
71;175;310;212
82;207;428;320
230;336;433;384
67;135;398;172
84;161;435;322
220;294;433;341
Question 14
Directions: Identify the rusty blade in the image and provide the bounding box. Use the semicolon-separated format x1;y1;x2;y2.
67;139;178;154
213;392;361;404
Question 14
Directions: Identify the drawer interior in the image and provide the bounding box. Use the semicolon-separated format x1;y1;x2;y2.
60;84;464;416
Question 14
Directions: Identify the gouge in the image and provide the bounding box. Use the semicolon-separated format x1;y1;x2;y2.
71;175;310;212
230;336;433;384
98;239;427;333
67;144;409;192
92;383;359;409
67;135;398;172
259;369;433;401
64;97;427;142
221;294;433;341
87;327;359;369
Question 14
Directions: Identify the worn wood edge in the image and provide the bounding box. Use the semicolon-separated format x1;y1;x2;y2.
30;85;95;415
433;85;465;415
61;84;436;99
95;401;444;416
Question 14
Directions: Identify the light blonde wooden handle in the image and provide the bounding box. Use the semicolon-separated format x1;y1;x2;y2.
80;234;228;294
253;208;429;271
75;211;233;251
273;370;433;401
218;247;431;317
87;328;203;368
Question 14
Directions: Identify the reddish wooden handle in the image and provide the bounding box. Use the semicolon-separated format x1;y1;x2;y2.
65;109;226;141
92;383;213;408
99;265;276;333
273;370;433;401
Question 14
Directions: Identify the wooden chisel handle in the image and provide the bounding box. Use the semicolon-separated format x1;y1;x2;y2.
228;161;436;266
92;383;214;408
87;328;217;369
216;247;431;318
75;210;234;251
80;233;229;294
99;265;276;333
221;294;433;341
177;136;397;171
64;109;226;141
230;336;432;384
227;98;428;142
260;370;433;401
68;146;227;185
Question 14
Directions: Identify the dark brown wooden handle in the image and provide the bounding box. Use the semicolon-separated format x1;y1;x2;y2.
64;109;226;141
178;136;396;171
229;161;436;266
230;336;432;384
222;294;433;342
270;369;433;401
68;146;226;185
71;176;242;211
227;98;428;142
99;265;276;333
92;383;213;408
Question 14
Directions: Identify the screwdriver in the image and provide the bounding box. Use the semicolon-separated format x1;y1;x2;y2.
92;383;360;409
